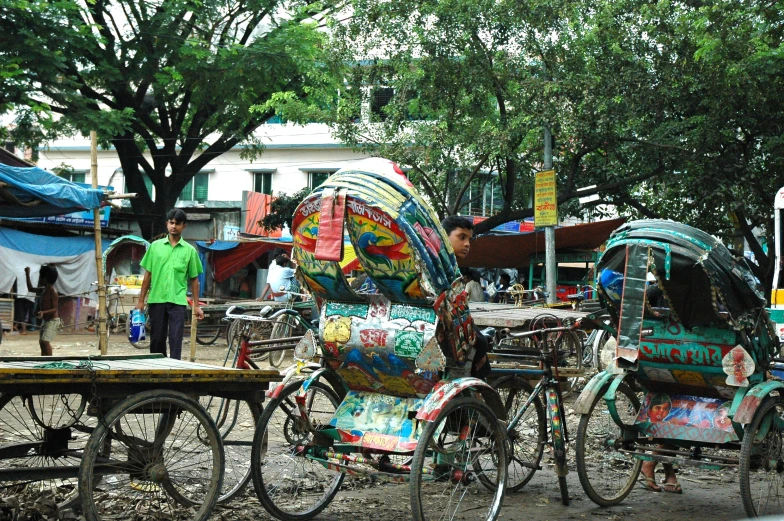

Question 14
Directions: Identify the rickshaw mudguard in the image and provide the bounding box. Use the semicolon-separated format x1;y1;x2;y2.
573;371;621;414
416;377;506;423
732;381;784;425
298;368;349;402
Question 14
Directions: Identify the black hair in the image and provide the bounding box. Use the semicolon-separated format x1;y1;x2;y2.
40;265;58;285
275;253;291;267
500;273;511;283
166;208;188;223
441;215;474;235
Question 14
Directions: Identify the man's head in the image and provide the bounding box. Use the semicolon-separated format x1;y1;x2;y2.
275;253;291;267
166;209;188;238
441;216;474;260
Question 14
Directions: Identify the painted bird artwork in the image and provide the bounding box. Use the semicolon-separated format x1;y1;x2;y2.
294;226;319;253
358;232;410;270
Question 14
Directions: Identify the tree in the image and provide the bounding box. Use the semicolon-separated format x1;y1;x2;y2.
259;187;310;234
316;0;783;295
320;0;685;231
0;0;338;238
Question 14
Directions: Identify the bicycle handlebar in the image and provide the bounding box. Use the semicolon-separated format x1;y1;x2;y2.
225;305;275;322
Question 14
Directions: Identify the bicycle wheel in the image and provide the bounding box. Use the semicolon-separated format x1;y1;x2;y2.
410;396;506;521
740;395;784;518
200;396;260;503
486;375;545;491
251;380;343;521
0;394;90;510
269;314;299;368
196;319;222;345
126;311;151;349
78;390;223;521
575;383;641;506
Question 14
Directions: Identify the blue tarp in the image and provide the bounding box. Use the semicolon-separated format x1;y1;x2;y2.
0;164;105;218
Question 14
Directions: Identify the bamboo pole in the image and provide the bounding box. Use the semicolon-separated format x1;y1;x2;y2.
189;301;198;362
91;131;108;355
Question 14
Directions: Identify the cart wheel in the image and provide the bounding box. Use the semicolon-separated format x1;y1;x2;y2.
125;312;151;349
196;320;222;345
486;375;545;491
410;396;507;521
251;380;343;521
0;394;91;510
78;390;223;521
199;396;260;503
269;314;298;368
739;395;784;518
575;383;641;506
27;393;87;429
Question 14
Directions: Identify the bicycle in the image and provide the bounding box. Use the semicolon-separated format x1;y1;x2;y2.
224;291;316;368
488;324;578;505
88;282;129;346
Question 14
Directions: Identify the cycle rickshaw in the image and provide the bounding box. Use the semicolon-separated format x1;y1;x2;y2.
573;219;782;518
250;157;508;521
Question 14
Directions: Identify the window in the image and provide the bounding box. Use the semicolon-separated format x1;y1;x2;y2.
254;172;272;195
309;172;330;190
57;170;86;184
124;173;154;198
370;87;395;121
179;172;209;202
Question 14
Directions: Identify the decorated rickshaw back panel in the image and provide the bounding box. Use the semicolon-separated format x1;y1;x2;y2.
321;298;442;398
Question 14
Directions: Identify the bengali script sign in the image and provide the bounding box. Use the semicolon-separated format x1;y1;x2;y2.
534;170;558;227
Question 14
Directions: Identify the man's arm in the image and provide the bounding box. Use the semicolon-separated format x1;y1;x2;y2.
37;289;58;320
190;277;204;320
136;271;151;310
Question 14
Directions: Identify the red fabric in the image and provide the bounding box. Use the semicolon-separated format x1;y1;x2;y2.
341;257;360;274
315;189;345;261
212;242;292;283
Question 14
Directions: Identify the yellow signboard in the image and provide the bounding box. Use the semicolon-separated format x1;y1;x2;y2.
534;169;558;227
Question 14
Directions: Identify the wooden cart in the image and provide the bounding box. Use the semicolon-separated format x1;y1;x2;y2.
0;354;280;521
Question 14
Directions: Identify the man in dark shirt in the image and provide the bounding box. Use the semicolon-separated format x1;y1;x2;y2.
441;216;490;379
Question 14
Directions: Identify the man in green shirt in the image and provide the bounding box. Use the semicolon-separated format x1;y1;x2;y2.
136;209;204;359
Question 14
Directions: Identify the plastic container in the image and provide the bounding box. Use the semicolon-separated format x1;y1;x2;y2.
129;309;146;343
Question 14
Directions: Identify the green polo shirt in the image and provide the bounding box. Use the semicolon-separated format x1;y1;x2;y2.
140;236;203;306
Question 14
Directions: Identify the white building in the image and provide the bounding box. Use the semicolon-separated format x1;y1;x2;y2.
32;122;369;238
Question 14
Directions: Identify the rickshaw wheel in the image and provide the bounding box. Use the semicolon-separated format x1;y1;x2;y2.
740;395;784;518
251;380;343;521
575;383;641;507
410;396;507;521
78;390;223;521
487;375;545;491
199;397;260;504
0;394;95;511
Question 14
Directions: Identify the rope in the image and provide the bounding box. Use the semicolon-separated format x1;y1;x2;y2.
31;359;111;370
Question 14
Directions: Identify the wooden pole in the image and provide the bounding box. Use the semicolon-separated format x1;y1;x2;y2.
189;301;198;362
91;131;108;355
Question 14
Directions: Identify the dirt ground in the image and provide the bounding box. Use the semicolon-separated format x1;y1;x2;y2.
0;331;760;521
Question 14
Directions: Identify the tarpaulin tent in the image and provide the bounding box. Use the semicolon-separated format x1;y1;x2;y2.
196;239;292;283
0;227;108;299
0;164;105;217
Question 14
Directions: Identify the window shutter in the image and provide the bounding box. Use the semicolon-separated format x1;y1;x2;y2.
180;177;194;201
194;172;209;202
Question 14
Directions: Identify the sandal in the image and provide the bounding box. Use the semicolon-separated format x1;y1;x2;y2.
639;476;662;492
661;481;682;494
